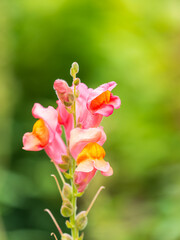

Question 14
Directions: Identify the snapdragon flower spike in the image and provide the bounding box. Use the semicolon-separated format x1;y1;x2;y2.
23;62;121;240
22;103;67;167
87;81;121;117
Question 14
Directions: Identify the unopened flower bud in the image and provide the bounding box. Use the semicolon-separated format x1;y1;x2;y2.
61;233;72;240
62;183;72;200
61;199;73;217
73;78;80;86
54;79;73;106
70;62;79;77
75;211;88;231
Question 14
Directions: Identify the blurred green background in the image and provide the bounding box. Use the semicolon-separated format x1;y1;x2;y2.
1;0;180;239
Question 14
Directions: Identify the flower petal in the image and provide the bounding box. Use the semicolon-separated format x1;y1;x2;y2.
109;94;121;109
101;166;113;176
22;132;43;151
87;81;117;104
75;159;94;172
86;81;120;116
95;104;114;117
70;127;106;159
74;169;97;192
57;100;73;140
32;103;58;143
94;159;110;172
45;127;67;165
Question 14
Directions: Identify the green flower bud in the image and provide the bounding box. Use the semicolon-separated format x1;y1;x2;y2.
62;183;72;200
73;78;80;86
61;233;72;240
70;62;79;78
61;199;73;217
75;211;88;231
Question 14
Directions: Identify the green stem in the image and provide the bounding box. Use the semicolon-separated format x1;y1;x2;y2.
69;81;79;240
73;80;77;127
69;159;78;239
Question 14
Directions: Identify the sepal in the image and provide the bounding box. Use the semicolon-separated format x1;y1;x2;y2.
75;211;88;231
74;191;84;197
61;233;72;240
78;232;84;240
61;199;73;217
62;183;72;200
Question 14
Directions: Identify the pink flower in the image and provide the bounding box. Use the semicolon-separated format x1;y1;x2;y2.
87;81;121;117
57;100;73;140
74;169;96;192
74;143;113;192
76;83;103;129
70;127;112;192
23;103;67;165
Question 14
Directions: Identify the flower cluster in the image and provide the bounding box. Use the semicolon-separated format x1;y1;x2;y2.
22;62;121;240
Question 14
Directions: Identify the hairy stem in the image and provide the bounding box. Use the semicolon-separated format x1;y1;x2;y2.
69;82;79;240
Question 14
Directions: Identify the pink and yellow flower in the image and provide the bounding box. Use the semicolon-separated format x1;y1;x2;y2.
87;81;121;117
69;127;112;192
23;103;67;166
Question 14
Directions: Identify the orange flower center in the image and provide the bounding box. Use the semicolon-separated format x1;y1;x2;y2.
90;90;111;110
32;119;49;147
77;142;105;164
